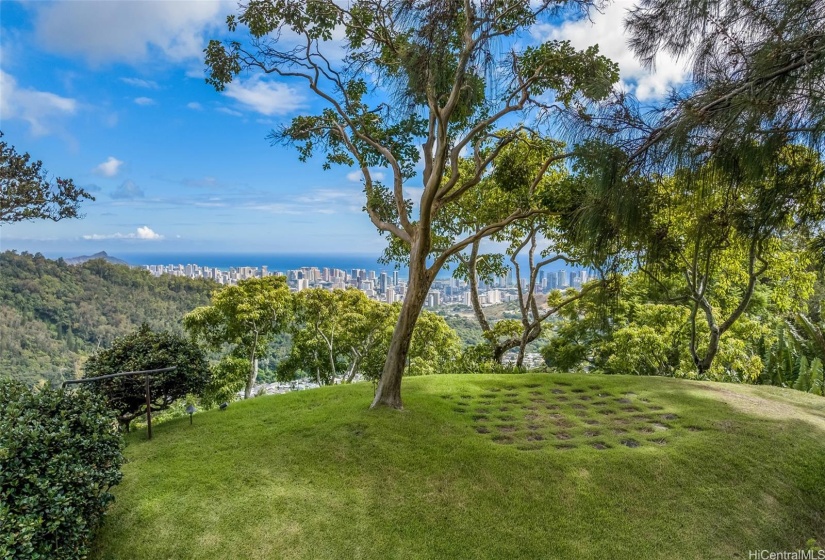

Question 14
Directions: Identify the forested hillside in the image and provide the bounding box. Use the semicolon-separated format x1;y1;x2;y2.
0;251;214;386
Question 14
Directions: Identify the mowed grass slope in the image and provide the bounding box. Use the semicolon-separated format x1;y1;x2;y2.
93;374;825;560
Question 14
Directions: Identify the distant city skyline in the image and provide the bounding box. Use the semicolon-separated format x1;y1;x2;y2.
0;0;687;255
143;259;592;308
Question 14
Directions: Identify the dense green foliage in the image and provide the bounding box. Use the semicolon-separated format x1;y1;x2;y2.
84;325;210;431
0;251;214;387
184;275;292;399
92;374;825;559
543;269;825;395
0;379;123;559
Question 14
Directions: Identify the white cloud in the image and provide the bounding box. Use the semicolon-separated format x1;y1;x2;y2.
347;169;386;182
93;156;124;177
216;106;243;117
121;77;159;89
83;226;164;240
33;0;233;65
186;101;203;110
532;1;689;101
134;97;155;106
223;76;305;116
0;70;77;136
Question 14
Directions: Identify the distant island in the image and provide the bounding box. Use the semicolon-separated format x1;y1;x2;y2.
64;251;130;267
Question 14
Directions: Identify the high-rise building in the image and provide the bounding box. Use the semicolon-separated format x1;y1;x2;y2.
392;270;399;285
558;270;569;288
379;272;388;294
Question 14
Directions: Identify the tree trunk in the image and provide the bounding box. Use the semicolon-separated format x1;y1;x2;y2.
244;356;258;399
371;259;432;409
695;326;720;376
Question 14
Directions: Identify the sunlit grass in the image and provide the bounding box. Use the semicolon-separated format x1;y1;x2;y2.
93;374;825;559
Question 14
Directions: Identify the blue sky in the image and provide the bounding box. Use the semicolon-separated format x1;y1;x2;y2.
0;0;685;258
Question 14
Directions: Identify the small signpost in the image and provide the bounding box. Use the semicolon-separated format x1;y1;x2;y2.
63;366;177;440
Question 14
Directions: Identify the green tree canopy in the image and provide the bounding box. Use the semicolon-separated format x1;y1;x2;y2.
84;324;210;431
184;276;292;399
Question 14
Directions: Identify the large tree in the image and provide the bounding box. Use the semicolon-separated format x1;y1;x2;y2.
184;275;292;399
0;133;93;224
627;146;824;375
205;0;618;408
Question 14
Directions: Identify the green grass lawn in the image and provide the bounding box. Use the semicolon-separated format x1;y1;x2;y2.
92;374;825;560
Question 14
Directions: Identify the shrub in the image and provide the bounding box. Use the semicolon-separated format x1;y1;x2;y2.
0;379;124;559
84;324;210;431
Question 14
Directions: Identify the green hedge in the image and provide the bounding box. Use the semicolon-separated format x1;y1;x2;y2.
0;379;124;559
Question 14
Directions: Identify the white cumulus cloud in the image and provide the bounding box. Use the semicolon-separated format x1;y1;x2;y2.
186;101;203;110
33;0;233;65
83;226;164;240
134;97;155;106
223;76;305;116
532;1;689;101
93;156;124;177
0;69;77;136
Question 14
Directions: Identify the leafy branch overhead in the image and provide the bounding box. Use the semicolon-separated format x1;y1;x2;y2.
0;132;94;224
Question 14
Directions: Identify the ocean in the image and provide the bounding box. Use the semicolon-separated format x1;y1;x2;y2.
115;251;582;278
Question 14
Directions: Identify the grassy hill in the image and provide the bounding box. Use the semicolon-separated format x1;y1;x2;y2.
93;374;825;559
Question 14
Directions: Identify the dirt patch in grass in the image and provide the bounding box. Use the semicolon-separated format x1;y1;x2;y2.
471;415;488;422
475;426;490;434
453;408;467;413
621;439;641;448
649;438;668;445
551;389;566;395
556;432;572;440
591;442;610;450
492;434;514;444
526;433;545;442
584;419;600;426
571;404;586;410
497;425;517;433
651;423;670;431
584;430;600;437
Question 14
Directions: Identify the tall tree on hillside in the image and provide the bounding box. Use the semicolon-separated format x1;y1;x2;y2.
184;276;292;399
0;133;93;224
628;146;825;375
205;0;618;408
448;135;605;365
